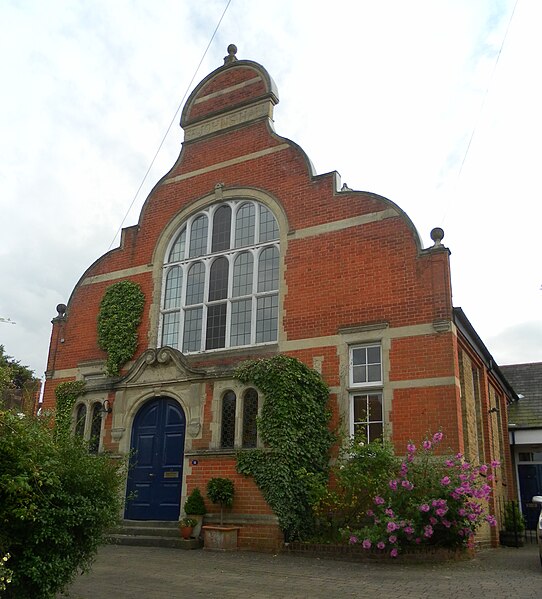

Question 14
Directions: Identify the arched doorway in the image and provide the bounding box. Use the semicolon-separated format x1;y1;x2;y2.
125;397;186;521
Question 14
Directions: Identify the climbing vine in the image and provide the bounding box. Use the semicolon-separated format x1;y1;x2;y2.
97;280;145;376
235;355;335;541
54;380;86;437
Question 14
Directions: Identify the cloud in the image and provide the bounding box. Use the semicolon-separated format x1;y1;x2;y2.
486;321;542;366
1;0;540;379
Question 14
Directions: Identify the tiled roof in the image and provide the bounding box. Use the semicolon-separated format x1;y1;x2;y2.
501;362;542;429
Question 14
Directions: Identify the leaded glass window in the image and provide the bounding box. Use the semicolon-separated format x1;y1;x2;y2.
242;389;258;448
89;403;102;454
164;266;182;309
221;391;236;449
160;199;280;353
75;404;87;437
189;214;208;258
259;205;279;242
186;262;205;305
212;205;231;252
235;202;255;248
169;229;186;262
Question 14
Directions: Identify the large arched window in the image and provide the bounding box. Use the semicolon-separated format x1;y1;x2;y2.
160;200;280;353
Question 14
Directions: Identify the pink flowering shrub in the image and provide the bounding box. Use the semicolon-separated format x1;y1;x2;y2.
348;432;498;557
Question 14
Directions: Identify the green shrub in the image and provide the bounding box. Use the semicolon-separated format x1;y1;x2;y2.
311;433;399;539
0;410;124;598
503;501;525;533
184;487;206;516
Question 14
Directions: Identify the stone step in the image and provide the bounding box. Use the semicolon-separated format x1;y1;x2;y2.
107;520;203;549
112;525;181;538
120;519;180;529
108;533;202;550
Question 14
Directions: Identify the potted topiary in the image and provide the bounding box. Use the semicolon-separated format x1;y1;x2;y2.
499;501;525;547
202;477;239;550
184;487;206;538
179;516;198;540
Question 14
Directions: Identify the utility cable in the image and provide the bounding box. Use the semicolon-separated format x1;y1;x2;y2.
107;0;233;251
440;0;518;226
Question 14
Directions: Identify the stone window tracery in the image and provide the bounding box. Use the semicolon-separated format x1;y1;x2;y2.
160;200;279;353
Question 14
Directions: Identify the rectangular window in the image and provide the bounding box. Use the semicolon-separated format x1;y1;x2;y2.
349;344;383;441
352;392;383;442
350;344;382;387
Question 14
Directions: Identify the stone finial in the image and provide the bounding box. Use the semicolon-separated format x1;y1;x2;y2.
224;44;238;65
430;227;444;248
214;182;225;199
56;304;67;318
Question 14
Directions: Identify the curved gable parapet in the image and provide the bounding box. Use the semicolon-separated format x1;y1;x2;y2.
335;187;426;254
181;53;279;142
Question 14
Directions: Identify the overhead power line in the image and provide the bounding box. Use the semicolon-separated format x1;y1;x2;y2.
107;0;233;251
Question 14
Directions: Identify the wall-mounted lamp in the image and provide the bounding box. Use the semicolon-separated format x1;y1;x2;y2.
99;399;112;414
488;407;499;414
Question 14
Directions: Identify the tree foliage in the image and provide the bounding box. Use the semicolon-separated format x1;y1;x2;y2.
235;355;335;541
0;346;39;415
0;345;36;391
0;410;124;598
97;280;145;376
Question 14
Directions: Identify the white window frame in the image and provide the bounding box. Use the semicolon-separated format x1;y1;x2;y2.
159;199;280;354
349;343;382;388
348;344;384;441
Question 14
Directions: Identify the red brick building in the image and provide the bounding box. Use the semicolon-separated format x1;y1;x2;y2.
42;46;516;550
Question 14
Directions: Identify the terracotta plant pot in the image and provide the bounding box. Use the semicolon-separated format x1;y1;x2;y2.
180;526;194;540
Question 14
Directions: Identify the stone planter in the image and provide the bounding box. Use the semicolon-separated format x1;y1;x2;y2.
202;525;240;551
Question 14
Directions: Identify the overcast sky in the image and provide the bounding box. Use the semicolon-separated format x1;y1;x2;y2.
1;0;540;378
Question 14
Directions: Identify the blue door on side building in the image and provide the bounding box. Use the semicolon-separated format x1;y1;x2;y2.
125;397;186;521
518;464;542;530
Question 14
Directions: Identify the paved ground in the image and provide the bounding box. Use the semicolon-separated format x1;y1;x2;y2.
58;542;541;599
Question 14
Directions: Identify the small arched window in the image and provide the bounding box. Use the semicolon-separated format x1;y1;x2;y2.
221;391;237;449
242;389;259;448
74;404;87;438
219;388;259;449
161;200;280;353
88;403;103;454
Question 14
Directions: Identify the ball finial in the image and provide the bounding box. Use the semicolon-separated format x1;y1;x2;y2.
430;227;444;247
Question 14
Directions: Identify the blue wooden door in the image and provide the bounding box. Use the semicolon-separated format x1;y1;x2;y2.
518;464;542;530
125;397;186;520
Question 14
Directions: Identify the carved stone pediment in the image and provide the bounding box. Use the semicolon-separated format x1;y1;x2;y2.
117;347;206;387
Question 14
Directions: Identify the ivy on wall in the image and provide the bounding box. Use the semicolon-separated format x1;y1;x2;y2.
54;380;86;437
97;281;145;376
235;355;335;541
